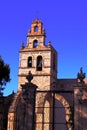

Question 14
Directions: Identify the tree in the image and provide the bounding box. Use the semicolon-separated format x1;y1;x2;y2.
0;56;10;96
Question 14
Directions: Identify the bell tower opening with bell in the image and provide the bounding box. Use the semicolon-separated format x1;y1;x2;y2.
18;19;57;91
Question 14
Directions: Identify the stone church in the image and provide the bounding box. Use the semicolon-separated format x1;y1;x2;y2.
0;19;87;130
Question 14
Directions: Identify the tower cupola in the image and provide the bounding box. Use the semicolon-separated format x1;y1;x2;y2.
27;19;46;48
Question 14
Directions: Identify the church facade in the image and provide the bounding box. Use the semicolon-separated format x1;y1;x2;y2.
0;19;87;130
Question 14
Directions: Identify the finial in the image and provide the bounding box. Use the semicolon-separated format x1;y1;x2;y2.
77;67;86;84
26;71;33;83
48;41;51;46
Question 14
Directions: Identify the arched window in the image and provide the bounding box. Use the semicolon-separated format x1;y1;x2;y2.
33;40;38;48
37;56;42;71
28;57;32;67
34;26;38;32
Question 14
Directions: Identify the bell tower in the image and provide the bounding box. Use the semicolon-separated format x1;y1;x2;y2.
18;19;57;91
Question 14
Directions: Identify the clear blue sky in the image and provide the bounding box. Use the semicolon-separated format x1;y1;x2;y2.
0;0;87;96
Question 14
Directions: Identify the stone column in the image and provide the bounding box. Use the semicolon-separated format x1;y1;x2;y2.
74;86;80;130
35;113;43;130
21;82;37;130
74;84;87;130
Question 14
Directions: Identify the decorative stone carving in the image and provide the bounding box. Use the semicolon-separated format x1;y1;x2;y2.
77;67;86;84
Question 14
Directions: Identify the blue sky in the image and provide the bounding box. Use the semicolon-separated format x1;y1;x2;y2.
0;0;87;96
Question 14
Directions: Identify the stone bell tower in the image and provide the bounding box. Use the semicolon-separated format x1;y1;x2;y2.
18;19;57;91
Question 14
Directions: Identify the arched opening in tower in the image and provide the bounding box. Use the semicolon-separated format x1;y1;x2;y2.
28;56;32;67
33;40;39;48
37;56;42;71
34;26;38;32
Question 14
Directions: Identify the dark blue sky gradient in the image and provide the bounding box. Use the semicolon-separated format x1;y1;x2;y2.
0;0;87;95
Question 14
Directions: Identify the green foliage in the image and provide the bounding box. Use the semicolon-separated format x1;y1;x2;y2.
0;56;10;96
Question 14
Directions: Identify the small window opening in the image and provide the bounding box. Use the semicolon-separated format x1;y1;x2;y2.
37;56;42;71
33;40;38;48
28;57;32;67
34;26;38;32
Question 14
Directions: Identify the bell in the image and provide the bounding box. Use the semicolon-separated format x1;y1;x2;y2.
29;60;32;63
38;61;42;67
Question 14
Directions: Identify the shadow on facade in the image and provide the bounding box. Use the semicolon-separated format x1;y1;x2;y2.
0;93;15;130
